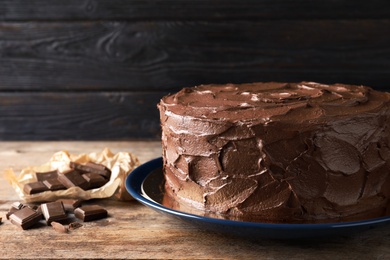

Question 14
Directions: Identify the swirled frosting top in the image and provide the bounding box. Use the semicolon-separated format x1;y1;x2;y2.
161;82;389;124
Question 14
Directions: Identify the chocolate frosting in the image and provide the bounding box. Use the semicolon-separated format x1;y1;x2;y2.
158;82;390;223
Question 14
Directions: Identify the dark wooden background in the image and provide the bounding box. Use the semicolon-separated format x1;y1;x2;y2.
0;1;389;140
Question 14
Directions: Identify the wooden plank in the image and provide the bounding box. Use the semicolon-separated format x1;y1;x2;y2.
0;92;165;140
0;0;389;21
0;20;389;91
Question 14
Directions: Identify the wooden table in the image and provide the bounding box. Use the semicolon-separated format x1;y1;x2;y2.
1;141;389;259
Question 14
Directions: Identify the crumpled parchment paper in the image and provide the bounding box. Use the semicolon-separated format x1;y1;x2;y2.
4;148;140;203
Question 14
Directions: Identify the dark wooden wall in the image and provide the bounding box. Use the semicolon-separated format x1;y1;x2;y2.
0;1;389;140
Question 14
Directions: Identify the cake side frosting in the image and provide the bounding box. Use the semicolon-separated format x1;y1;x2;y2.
158;82;390;223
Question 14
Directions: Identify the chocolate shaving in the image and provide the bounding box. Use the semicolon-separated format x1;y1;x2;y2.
68;222;83;230
51;221;68;233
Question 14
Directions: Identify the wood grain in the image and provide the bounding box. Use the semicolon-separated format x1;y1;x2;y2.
0;20;389;91
1;200;389;259
0;92;164;140
0;0;389;21
0;141;389;259
1;2;390;140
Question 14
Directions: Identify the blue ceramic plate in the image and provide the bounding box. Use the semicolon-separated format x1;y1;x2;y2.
125;157;390;239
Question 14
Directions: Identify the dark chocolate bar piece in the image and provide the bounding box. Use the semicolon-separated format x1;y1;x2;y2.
35;170;59;181
23;181;49;194
82;173;108;189
41;201;68;225
57;169;89;190
6;202;25;219
70;161;111;179
43;178;66;191
56;199;82;213
74;205;108;222
9;207;42;230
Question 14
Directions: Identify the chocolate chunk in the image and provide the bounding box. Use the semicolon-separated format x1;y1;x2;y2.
68;222;83;230
56;199;82;213
74;205;108;222
82;173;108;189
57;169;89;190
51;221;68;233
23;181;49;194
41;201;67;225
43;178;66;191
35;170;59;181
9;207;42;230
6;202;26;219
70;161;111;179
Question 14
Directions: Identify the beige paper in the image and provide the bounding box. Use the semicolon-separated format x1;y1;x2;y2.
4;148;140;203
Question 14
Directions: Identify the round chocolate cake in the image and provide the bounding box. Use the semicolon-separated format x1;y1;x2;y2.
158;82;390;223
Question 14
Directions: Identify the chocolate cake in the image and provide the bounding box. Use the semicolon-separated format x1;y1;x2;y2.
158;82;390;223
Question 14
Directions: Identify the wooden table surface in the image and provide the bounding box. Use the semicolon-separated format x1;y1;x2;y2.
1;141;389;259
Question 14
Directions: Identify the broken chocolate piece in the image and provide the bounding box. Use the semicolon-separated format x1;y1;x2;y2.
57;169;89;190
6;202;26;219
35;170;59;181
70;161;111;179
68;222;83;230
23;181;49;194
74;205;108;222
51;221;68;233
43;178;66;191
82;173;108;189
41;201;68;225
9;207;42;230
56;199;82;213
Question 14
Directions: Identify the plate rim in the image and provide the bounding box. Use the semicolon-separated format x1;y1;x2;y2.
126;157;390;232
